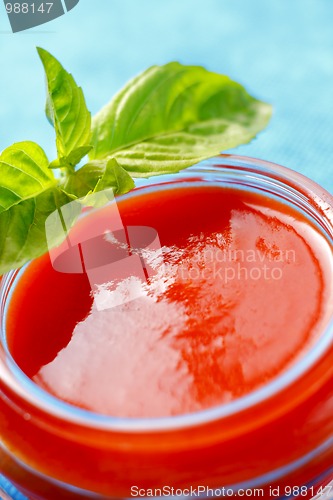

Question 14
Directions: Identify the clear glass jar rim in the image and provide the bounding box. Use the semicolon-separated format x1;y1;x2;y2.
1;154;333;432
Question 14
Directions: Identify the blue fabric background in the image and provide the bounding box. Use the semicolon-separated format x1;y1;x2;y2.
0;0;333;190
0;0;333;498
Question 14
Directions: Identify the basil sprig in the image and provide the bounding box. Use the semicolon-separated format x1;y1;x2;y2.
0;49;272;274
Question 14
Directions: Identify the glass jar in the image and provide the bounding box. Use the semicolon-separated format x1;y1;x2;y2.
0;155;333;500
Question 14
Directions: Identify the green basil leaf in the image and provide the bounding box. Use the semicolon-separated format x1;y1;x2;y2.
94;158;135;194
62;161;104;198
112;118;269;177
0;141;55;214
0;188;74;275
63;158;134;199
48;146;93;170
90;62;272;176
37;47;92;166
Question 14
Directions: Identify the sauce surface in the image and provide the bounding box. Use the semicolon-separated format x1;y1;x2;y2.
7;185;333;417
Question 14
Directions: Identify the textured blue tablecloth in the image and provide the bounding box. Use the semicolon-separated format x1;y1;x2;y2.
1;0;333;498
0;475;26;500
0;0;333;190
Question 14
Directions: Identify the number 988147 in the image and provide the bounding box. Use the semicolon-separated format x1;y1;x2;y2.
5;2;54;14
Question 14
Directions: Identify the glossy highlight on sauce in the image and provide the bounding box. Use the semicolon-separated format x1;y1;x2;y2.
6;185;333;418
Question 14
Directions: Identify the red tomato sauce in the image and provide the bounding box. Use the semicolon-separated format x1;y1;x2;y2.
6;185;332;418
